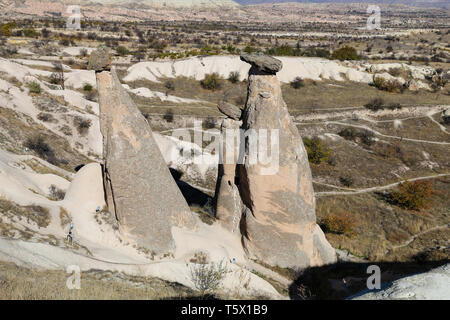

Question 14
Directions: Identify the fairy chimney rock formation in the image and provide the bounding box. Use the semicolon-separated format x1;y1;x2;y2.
215;53;336;268
92;51;196;255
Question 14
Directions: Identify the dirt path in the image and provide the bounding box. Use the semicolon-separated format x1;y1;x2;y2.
386;223;450;253
427;111;449;135
294;105;448;123
316;173;450;197
326;121;450;145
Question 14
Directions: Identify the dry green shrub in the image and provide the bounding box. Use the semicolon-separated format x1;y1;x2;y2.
364;98;385;111
49;184;65;201
373;77;404;93
200;73;221;91
290;76;304;89
228;71;240;83
338;128;374;146
189;260;229;294
303;137;331;164
391;181;434;211
73;116;92;135
331;46;359;60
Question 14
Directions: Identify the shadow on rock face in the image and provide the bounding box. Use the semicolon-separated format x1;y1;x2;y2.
175;178;212;208
289;259;449;300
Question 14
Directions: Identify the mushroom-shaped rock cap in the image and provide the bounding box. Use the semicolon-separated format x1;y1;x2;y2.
240;53;282;75
88;46;111;72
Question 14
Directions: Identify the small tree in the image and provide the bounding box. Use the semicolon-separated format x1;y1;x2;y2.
26;81;41;94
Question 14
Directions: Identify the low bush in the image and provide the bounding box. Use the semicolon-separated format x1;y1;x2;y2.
364;98;385;111
49;185;65;201
163;109;174;123
373;77;404;93
331;46;359;61
189;260;229;294
116;45;129;56
290;77;305;89
228;71;240;84
200;73;221;91
24;136;57;164
83;83;93;92
320;211;357;236
303;137;332;165
338;128;374;146
391;181;434;211
26;81;41;94
73;116;92;135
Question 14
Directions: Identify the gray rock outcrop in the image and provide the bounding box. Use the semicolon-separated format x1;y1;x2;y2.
95;62;196;255
214;54;336;268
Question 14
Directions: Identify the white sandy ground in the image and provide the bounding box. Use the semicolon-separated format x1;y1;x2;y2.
61;47;95;57
124;55;374;84
122;84;205;104
122;55;440;86
0;58;102;156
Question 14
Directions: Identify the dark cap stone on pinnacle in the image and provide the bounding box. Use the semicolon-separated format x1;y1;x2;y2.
88;46;111;72
240;53;282;75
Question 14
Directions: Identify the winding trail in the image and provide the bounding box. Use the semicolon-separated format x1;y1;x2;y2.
316;173;450;197
386;223;450;254
326;121;450;145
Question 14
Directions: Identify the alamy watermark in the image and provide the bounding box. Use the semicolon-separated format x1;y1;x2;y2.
66;5;81;30
169;121;280;175
366;265;381;290
366;5;381;30
66;265;81;290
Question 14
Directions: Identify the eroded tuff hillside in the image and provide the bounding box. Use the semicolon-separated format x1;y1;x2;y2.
0;43;448;298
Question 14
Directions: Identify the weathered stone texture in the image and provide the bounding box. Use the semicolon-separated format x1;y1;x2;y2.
96;68;196;255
